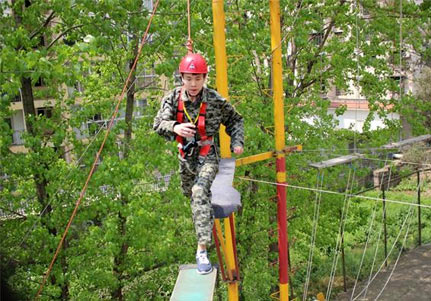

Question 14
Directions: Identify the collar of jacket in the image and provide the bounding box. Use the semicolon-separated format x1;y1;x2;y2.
180;87;207;104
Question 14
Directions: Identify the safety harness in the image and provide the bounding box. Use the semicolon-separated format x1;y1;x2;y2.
176;89;213;161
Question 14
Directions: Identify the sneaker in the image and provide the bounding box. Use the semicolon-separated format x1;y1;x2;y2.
196;250;213;275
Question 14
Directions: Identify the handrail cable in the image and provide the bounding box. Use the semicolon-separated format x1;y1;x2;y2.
34;0;161;298
236;177;431;209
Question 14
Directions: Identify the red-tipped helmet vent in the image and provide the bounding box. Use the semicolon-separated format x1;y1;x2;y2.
179;53;208;74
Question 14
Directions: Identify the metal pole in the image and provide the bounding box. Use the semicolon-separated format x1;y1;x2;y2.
212;0;231;159
212;1;239;299
269;1;289;299
382;186;388;267
417;171;422;246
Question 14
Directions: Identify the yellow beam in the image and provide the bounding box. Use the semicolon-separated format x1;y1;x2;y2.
235;145;302;167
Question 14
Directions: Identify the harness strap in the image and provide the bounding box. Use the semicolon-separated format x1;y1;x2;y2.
197;102;212;158
176;90;185;158
175;89;213;159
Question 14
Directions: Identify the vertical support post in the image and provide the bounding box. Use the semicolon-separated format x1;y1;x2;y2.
212;0;231;158
269;1;289;300
417;171;422;246
382;186;388;267
212;1;238;300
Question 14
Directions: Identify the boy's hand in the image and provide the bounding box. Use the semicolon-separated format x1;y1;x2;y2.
174;123;196;138
233;146;243;155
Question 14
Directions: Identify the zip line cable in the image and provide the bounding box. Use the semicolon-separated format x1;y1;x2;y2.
35;1;161;298
236;176;431;209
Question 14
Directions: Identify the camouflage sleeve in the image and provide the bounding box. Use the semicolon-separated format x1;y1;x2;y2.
153;90;178;141
221;99;244;149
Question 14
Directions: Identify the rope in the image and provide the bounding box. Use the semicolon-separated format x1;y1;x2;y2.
302;171;325;300
374;208;412;300
34;0;161;298
236;177;431;209
186;0;193;53
351;199;414;300
350;205;377;298
326;167;355;300
351;155;392;298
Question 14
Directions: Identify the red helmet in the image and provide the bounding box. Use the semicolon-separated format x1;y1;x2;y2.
179;53;208;74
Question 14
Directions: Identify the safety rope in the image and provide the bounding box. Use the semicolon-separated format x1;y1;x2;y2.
186;0;193;54
34;1;161;298
302;170;325;301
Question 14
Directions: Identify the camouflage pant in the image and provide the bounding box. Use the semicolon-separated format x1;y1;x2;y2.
180;159;219;245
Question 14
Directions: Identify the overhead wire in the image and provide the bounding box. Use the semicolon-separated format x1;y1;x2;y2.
34;0;161;298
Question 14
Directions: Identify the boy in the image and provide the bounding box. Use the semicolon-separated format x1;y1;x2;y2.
153;53;243;274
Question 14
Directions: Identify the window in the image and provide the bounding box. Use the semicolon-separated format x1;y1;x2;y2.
136;65;156;88
336;87;345;96
35;77;44;87
310;32;323;46
37;107;52;118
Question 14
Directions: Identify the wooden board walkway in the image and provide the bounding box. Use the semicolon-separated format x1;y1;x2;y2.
170;265;217;301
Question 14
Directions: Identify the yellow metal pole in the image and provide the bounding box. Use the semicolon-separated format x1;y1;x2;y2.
213;1;238;300
269;1;289;300
212;0;231;158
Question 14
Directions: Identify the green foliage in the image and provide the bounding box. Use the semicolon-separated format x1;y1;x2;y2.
1;0;431;299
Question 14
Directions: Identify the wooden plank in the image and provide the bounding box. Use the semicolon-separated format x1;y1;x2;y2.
309;154;362;169
170;265;217;301
382;134;431;149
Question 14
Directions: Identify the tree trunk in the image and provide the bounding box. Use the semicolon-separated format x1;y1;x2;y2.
111;38;139;300
21;77;36;136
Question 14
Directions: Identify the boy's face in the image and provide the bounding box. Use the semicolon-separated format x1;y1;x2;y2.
182;73;206;98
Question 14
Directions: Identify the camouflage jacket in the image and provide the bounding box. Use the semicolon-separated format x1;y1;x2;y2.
153;86;244;160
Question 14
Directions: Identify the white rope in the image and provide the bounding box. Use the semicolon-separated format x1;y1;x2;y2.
303;171;325;300
236;177;431;209
326;168;355;300
363;222;383;299
351;199;414;300
375;207;413;300
350;205;377;299
359;156;393;299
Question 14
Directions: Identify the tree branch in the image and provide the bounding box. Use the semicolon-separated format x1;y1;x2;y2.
29;10;56;40
46;25;84;50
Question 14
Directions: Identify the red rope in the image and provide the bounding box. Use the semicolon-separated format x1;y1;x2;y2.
186;0;193;54
34;0;161;299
